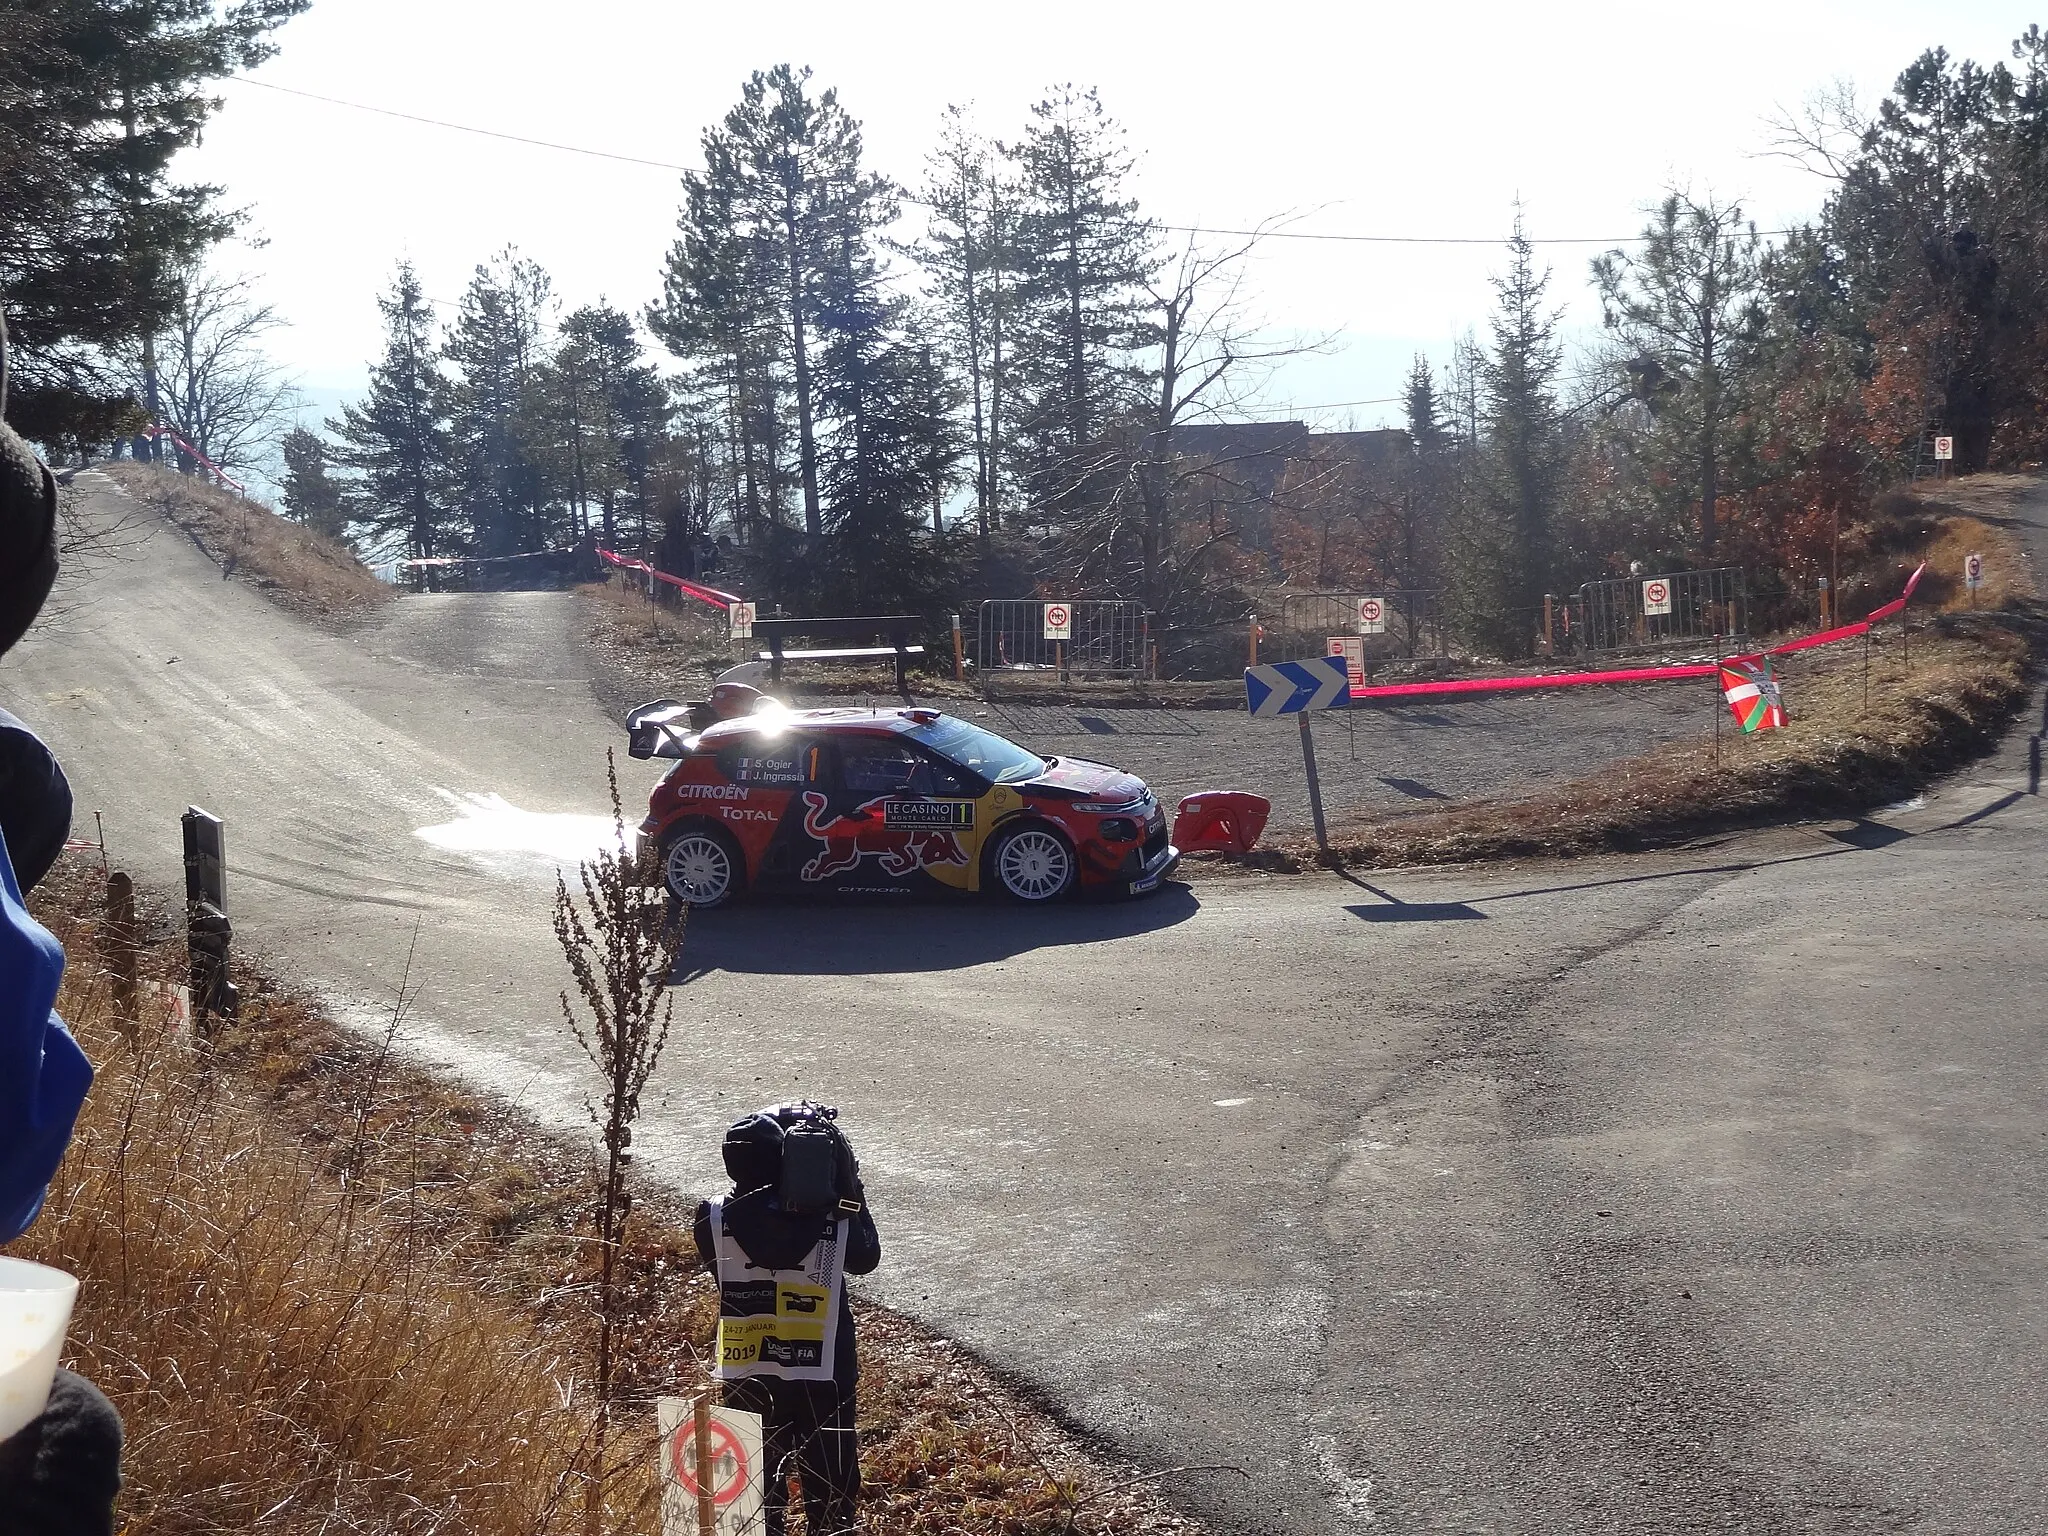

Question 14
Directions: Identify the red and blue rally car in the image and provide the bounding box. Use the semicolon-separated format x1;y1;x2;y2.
627;701;1178;908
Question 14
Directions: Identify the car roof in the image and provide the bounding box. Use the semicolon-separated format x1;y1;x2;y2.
695;706;944;747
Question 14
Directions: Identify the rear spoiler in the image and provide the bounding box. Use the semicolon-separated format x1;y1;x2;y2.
625;698;717;760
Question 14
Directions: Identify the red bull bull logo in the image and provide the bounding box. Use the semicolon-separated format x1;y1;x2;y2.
799;792;968;882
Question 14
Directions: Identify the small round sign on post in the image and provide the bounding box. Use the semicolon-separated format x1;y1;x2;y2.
1042;602;1072;641
670;1417;748;1508
1933;436;1954;462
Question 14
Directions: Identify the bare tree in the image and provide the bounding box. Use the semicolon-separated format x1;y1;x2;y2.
132;267;297;476
1068;219;1330;614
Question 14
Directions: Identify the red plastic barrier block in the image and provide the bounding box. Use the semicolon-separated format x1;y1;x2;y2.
1172;791;1272;854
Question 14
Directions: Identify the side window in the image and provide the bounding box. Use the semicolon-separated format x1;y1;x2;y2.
840;742;975;798
715;740;813;788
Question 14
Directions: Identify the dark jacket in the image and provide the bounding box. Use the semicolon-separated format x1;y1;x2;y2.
694;1187;880;1386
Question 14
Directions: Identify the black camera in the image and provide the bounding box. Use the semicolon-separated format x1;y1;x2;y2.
768;1101;864;1218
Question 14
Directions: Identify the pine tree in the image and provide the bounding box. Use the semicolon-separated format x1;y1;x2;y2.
444;248;555;554
0;0;306;447
541;304;665;550
1008;85;1158;521
649;131;788;545
655;66;894;543
1448;217;1563;658
815;213;959;610
917;105;1017;539
329;263;456;560
278;426;349;540
1592;191;1761;555
1404;353;1447;452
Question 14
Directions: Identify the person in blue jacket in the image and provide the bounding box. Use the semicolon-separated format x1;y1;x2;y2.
0;310;122;1535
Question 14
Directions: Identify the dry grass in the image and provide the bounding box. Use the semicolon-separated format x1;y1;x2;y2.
101;460;391;623
22;866;1200;1535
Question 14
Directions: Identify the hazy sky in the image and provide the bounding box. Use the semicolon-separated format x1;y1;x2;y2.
184;0;2038;431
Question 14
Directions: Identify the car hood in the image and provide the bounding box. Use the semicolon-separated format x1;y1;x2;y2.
1019;756;1149;804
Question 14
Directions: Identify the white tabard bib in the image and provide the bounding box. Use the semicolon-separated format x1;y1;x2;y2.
709;1199;848;1383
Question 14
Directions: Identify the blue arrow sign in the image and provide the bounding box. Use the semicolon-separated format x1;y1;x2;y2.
1244;655;1353;717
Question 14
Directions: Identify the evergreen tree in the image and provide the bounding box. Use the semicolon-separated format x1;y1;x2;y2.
917;105;1017;539
1592;191;1762;555
815;214;959;610
0;0;306;447
1404;353;1447;451
541;303;666;550
444;249;555;553
329;263;456;560
1008;85;1158;520
1449;217;1563;657
655;66;894;543
278;426;350;540
649;129;789;545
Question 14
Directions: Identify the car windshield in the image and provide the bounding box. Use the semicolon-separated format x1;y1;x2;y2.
904;716;1047;784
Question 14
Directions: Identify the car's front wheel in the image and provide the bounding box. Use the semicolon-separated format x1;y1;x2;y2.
661;824;743;909
988;823;1076;903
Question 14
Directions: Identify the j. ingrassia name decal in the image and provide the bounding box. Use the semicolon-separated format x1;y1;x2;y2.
737;756;804;784
883;800;974;829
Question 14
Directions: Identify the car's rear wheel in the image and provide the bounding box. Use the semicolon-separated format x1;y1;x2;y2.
989;823;1076;903
661;824;743;909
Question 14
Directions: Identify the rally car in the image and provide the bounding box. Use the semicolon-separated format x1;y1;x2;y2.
625;700;1179;908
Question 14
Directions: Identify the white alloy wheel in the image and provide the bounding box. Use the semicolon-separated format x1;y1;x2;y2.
663;829;739;908
993;825;1075;902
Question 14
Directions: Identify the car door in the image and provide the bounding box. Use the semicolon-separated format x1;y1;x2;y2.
798;736;981;894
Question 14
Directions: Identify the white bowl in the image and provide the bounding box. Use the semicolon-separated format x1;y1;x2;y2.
0;1257;79;1443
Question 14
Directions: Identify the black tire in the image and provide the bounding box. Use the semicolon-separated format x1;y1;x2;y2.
986;822;1077;903
660;823;744;909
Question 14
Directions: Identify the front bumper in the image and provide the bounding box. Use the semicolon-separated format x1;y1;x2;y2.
1126;840;1180;896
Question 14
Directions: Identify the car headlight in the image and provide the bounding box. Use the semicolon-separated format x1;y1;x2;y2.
1071;796;1148;814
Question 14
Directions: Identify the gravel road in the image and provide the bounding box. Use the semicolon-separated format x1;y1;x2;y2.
7;468;2046;1534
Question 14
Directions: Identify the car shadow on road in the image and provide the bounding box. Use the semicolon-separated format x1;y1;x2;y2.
672;882;1202;977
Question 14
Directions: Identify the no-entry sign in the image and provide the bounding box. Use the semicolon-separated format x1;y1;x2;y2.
1933;436;1954;461
728;601;756;638
1043;602;1072;640
1965;552;1983;589
1641;578;1673;617
1356;596;1387;635
658;1397;762;1535
1327;635;1365;688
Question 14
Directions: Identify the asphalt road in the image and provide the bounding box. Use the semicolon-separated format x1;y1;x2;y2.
7;468;2046;1534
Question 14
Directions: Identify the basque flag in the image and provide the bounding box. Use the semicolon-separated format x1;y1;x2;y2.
1719;654;1787;733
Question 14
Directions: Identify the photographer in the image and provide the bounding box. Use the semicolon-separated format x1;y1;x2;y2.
692;1104;879;1536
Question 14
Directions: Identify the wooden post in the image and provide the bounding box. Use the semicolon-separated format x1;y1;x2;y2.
104;871;138;1042
694;1391;715;1536
1248;612;1259;668
1542;594;1554;655
1055;639;1065;683
950;614;964;682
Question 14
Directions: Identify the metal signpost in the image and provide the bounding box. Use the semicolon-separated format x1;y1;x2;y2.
1245;655;1352;855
